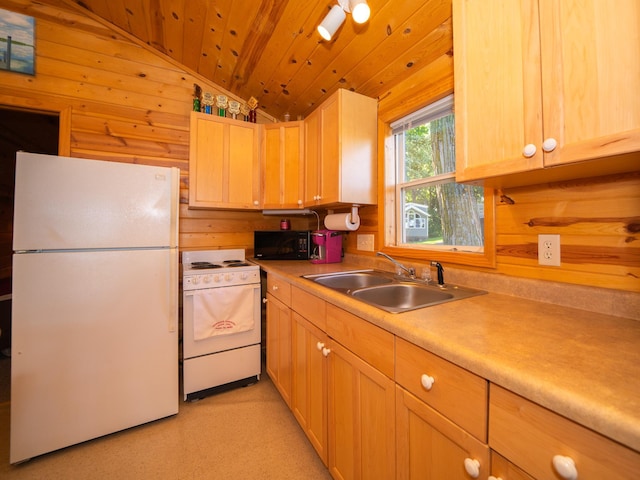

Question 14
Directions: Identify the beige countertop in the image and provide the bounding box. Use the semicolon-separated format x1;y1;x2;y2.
256;259;640;453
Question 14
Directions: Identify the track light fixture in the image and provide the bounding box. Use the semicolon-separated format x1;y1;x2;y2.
317;0;370;41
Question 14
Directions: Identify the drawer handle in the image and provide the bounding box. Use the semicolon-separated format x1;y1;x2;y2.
463;458;480;478
316;341;325;351
420;374;435;391
552;455;578;480
322;347;331;357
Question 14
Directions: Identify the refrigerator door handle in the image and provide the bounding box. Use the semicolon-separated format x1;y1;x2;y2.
168;248;178;333
169;168;180;248
168;167;180;333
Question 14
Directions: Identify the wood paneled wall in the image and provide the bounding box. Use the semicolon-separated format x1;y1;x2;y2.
0;0;283;272
494;172;640;291
1;0;637;293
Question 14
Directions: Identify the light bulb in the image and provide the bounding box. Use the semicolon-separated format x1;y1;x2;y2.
350;0;370;23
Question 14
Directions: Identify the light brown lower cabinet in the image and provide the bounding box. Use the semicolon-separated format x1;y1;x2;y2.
396;386;489;479
267;277;640;480
327;338;396;480
489;384;640;479
292;311;328;464
265;292;292;407
290;287;396;479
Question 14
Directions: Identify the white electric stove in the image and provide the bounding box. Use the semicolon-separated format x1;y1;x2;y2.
182;249;261;400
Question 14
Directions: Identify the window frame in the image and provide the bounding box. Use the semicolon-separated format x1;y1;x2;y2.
378;97;496;269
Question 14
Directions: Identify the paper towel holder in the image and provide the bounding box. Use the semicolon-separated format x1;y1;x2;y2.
348;205;360;226
323;205;361;231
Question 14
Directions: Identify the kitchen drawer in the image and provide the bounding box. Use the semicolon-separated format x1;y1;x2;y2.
325;303;394;379
291;286;326;331
267;274;291;306
395;337;488;442
489;384;640;480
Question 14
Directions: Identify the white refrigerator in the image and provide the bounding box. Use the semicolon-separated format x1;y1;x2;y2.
10;152;180;464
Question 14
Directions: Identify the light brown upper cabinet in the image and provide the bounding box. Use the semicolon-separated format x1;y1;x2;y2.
189;112;261;209
453;0;640;186
262;121;305;210
304;89;378;207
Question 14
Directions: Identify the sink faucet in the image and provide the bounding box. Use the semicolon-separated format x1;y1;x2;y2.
430;261;445;286
376;252;416;279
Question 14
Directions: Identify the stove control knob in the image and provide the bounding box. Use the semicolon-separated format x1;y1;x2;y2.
203;275;211;283
214;274;221;283
225;273;232;282
192;276;200;285
240;272;248;280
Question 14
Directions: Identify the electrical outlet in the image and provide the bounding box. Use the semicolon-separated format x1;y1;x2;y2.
357;234;375;252
538;234;561;266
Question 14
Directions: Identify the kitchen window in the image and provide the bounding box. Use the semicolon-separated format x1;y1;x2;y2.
382;95;495;268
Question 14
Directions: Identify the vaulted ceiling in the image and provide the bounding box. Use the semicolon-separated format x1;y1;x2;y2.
60;0;453;121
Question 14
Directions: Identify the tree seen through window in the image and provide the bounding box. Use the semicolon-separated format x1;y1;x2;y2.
397;96;484;248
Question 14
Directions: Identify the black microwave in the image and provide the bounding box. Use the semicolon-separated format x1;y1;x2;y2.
254;230;311;260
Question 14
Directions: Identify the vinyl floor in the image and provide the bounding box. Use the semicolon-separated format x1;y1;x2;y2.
0;357;331;479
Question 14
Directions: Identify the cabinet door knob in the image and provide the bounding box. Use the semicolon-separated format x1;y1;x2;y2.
262;297;268;304
552;455;578;480
297;199;303;205
272;285;279;291
316;341;325;351
322;347;331;357
542;137;558;152
463;458;480;478
420;374;435;391
522;143;537;158
488;477;503;480
253;200;259;206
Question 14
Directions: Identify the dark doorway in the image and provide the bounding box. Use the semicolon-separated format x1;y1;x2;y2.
0;107;59;355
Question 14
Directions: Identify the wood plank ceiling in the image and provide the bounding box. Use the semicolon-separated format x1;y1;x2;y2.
60;0;452;121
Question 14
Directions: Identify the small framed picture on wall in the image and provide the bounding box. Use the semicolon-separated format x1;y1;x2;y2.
0;8;35;75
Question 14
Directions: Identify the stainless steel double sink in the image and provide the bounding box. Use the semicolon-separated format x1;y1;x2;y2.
302;270;486;313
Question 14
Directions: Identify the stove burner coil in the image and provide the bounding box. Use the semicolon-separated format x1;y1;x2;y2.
190;262;222;269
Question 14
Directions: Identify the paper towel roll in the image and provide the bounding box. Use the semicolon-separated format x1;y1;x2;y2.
324;213;360;231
